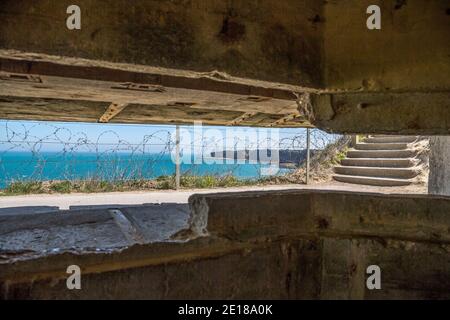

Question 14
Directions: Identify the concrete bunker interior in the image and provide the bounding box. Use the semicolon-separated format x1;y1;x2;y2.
0;0;449;299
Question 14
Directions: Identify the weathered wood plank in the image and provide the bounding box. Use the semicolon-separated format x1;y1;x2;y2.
0;96;108;123
0;51;307;100
1;68;449;132
98;103;129;123
0;72;308;127
227;112;257;126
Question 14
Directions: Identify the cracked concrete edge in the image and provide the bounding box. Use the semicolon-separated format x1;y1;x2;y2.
170;197;209;241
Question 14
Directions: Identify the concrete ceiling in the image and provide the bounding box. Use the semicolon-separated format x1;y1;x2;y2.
0;0;448;134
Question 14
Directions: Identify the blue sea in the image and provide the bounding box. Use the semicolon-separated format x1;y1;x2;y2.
0;151;291;189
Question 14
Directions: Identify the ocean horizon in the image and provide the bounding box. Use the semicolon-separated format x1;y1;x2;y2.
0;151;292;188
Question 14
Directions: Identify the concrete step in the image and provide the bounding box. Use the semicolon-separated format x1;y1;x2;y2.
365;136;418;143
370;135;416;138
333;174;413;187
347;149;417;158
334;166;420;179
340;158;418;168
355;142;408;150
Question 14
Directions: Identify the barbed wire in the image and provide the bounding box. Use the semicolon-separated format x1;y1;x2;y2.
0;120;342;187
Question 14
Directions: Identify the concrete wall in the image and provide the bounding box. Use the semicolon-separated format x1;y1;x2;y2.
2;0;448;91
323;0;450;91
429;137;450;196
1;190;448;299
0;1;449;133
0;0;323;87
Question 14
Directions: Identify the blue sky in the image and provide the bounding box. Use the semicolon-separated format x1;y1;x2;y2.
0;120;311;153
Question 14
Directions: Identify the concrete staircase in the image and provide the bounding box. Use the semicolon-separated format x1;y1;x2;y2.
333;135;422;186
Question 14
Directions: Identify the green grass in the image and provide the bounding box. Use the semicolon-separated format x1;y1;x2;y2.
49;181;72;193
358;134;368;142
4;181;44;195
181;175;250;188
0;175;265;196
154;175;260;189
331;147;349;165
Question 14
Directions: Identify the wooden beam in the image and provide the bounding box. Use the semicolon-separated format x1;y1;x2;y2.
0;72;307;128
269;114;300;127
2;68;449;133
0;50;305;101
99;103;129;123
228;112;257;126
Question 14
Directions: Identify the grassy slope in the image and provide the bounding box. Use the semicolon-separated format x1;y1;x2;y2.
0;175;271;196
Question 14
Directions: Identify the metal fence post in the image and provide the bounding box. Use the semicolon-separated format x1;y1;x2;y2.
175;125;181;189
306;128;311;185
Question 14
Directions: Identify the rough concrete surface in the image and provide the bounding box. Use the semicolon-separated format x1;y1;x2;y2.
0;183;427;213
0;0;448;300
0;1;448;133
0;204;190;254
0;0;323;87
429;136;450;196
0;189;448;299
1;0;448;91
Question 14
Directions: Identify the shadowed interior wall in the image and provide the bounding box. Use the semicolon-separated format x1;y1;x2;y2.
1;191;448;299
323;0;450;91
0;0;324;87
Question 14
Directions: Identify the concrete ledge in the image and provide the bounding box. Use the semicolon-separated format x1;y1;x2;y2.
0;204;190;258
189;190;450;243
1;190;449;299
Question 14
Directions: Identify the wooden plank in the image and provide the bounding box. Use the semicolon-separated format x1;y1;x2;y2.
0;72;308;127
269;114;300;127
0;51;309;101
1;70;448;133
98;103;129;123
227;112;257;126
111;104;245;126
0;73;300;112
0;97;108;123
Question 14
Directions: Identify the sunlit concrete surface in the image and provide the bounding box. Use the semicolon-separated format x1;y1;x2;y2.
0;182;427;213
